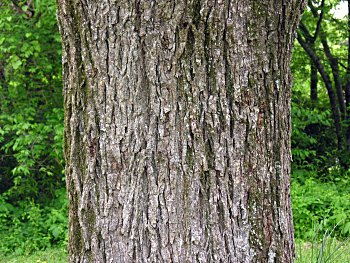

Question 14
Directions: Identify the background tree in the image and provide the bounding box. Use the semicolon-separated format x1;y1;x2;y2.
295;0;350;164
291;0;350;240
57;1;305;262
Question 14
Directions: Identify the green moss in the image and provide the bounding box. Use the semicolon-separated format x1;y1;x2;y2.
70;209;83;254
84;207;96;233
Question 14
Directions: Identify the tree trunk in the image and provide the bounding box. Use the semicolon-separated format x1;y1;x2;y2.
310;60;318;103
57;1;305;262
297;33;343;149
345;0;350;149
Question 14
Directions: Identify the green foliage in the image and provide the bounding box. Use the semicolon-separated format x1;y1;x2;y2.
0;0;65;255
0;188;68;255
292;100;331;165
292;177;350;240
0;107;64;200
290;98;344;181
0;0;64;197
291;0;350;243
0;0;63;189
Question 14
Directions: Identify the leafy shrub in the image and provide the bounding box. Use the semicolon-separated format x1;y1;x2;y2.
292;177;350;240
0;1;66;255
0;0;63;197
0;107;64;200
291;101;335;176
0;188;67;255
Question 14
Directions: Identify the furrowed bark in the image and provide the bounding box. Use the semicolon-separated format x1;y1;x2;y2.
57;0;305;262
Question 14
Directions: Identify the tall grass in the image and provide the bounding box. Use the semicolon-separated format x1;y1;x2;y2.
295;223;350;263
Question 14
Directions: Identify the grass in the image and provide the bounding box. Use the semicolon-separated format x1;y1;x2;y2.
2;247;67;263
295;239;350;263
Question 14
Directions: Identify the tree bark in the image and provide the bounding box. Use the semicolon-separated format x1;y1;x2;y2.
57;1;305;262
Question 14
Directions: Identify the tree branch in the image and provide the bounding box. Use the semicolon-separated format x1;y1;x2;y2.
10;0;34;18
297;32;343;147
320;31;346;115
299;22;314;43
312;0;325;41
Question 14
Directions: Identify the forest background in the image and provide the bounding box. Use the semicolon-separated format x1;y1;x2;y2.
0;0;350;261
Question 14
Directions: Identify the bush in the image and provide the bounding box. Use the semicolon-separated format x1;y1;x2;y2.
0;188;67;255
0;0;66;255
291;177;350;240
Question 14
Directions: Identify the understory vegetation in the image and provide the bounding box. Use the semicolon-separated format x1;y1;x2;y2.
0;0;349;260
0;0;67;256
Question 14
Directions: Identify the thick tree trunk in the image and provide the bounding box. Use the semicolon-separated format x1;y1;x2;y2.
57;1;304;262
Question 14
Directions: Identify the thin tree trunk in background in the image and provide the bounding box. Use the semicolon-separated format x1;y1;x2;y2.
298;1;345;150
320;36;346;116
297;34;343;149
310;60;318;103
57;1;305;262
345;0;350;148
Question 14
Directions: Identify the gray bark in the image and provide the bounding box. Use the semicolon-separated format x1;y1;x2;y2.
56;0;305;262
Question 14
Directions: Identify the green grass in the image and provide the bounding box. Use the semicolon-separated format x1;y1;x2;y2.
295;239;350;263
2;247;67;263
